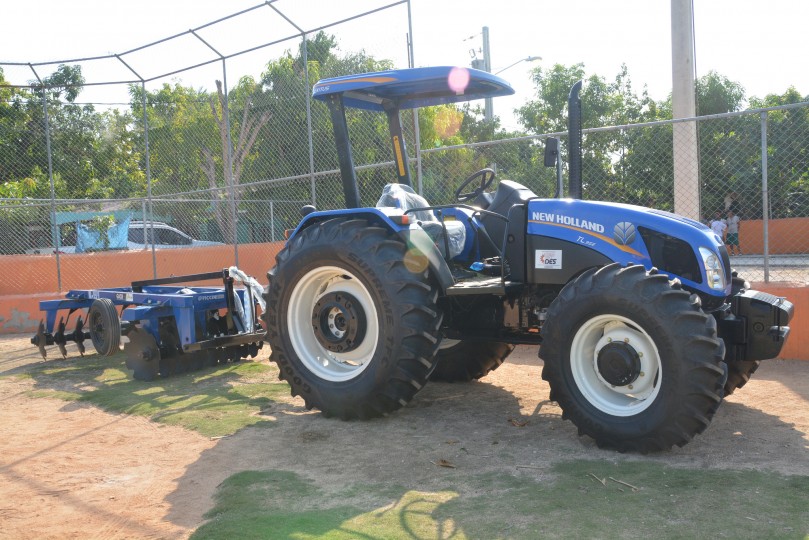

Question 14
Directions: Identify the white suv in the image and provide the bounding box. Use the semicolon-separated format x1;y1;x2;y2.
126;221;223;250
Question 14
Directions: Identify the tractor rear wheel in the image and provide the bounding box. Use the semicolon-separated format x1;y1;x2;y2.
264;218;442;419
429;340;514;382
540;263;725;452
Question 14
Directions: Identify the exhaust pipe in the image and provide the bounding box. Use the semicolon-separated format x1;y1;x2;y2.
568;80;583;199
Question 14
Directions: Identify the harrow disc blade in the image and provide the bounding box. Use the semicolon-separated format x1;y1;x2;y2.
73;316;86;356
124;327;161;382
33;320;48;360
55;317;68;359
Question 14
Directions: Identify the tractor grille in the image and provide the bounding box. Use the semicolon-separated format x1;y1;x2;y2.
637;226;702;284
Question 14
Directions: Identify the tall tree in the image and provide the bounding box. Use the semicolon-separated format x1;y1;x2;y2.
201;79;271;243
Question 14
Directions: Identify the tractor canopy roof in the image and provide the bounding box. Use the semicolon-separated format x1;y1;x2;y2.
312;66;515;111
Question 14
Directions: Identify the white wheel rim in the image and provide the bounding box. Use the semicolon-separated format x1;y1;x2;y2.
287;266;379;382
569;314;662;416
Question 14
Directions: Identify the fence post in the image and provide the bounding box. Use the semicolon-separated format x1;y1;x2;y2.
406;0;423;195
270;201;275;242
28;66;63;292
303;35;317;207
761;111;770;283
140;82;158;279
40;86;62;292
220;59;240;266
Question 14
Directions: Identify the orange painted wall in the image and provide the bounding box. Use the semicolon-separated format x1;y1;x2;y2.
750;281;807;361
740;218;809;254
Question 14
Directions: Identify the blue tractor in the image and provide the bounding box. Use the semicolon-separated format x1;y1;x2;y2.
263;66;793;452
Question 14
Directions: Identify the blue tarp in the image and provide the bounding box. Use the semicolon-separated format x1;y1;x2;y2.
76;216;130;253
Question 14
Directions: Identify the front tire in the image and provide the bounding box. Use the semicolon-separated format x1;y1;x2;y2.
429;340;514;382
264;218;442;419
541;264;725;452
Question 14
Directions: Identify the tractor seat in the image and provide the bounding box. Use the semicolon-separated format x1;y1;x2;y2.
376;183;466;259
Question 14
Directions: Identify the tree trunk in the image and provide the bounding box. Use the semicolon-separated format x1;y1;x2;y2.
202;80;271;244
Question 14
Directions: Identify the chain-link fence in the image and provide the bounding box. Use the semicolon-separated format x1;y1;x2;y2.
1;0;808;300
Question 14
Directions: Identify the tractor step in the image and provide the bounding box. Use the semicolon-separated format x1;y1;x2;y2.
445;276;518;296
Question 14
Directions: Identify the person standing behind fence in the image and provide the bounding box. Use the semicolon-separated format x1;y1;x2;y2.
724;191;741;215
725;209;741;255
710;211;727;244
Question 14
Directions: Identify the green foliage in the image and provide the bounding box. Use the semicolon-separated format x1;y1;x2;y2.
85;215;116;249
512;62;809;213
697;71;746;115
750;87;809;218
130;82;217;196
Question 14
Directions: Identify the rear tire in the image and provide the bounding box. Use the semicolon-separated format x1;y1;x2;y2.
264;218;442;419
429;340;514;382
541;264;725;452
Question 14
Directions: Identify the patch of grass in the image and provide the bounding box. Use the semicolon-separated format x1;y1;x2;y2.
194;461;809;539
11;352;293;438
25;389;82;400
194;471;461;540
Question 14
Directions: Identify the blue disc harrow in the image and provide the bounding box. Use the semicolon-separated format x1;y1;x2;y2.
30;269;266;380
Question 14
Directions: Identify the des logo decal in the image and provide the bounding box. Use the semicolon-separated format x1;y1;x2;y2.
535;249;562;269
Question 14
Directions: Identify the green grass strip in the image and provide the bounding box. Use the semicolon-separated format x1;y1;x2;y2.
10;352;290;437
194;461;809;539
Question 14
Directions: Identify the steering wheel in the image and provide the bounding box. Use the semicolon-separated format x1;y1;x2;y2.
454;168;497;202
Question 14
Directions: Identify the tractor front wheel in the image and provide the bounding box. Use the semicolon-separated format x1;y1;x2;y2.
540;263;726;452
264;218;442;419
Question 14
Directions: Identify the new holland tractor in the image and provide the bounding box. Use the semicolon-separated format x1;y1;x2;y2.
263;66;793;452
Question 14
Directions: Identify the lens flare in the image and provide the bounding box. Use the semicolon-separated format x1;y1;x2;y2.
447;67;470;95
403;248;429;273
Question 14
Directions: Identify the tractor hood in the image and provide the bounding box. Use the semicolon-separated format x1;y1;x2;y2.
526;198;731;299
312;66;515;111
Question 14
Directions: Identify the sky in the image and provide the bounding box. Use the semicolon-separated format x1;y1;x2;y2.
2;0;808;131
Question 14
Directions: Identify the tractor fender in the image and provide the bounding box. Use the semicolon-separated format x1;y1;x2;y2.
288;208;455;291
394;227;455;291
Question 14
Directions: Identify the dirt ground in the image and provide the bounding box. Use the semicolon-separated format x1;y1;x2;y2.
1;334;808;539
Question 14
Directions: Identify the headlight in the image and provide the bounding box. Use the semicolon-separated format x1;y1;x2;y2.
699;247;726;291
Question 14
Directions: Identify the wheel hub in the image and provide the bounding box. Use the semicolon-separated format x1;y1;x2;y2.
312;292;366;353
596;341;642;386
